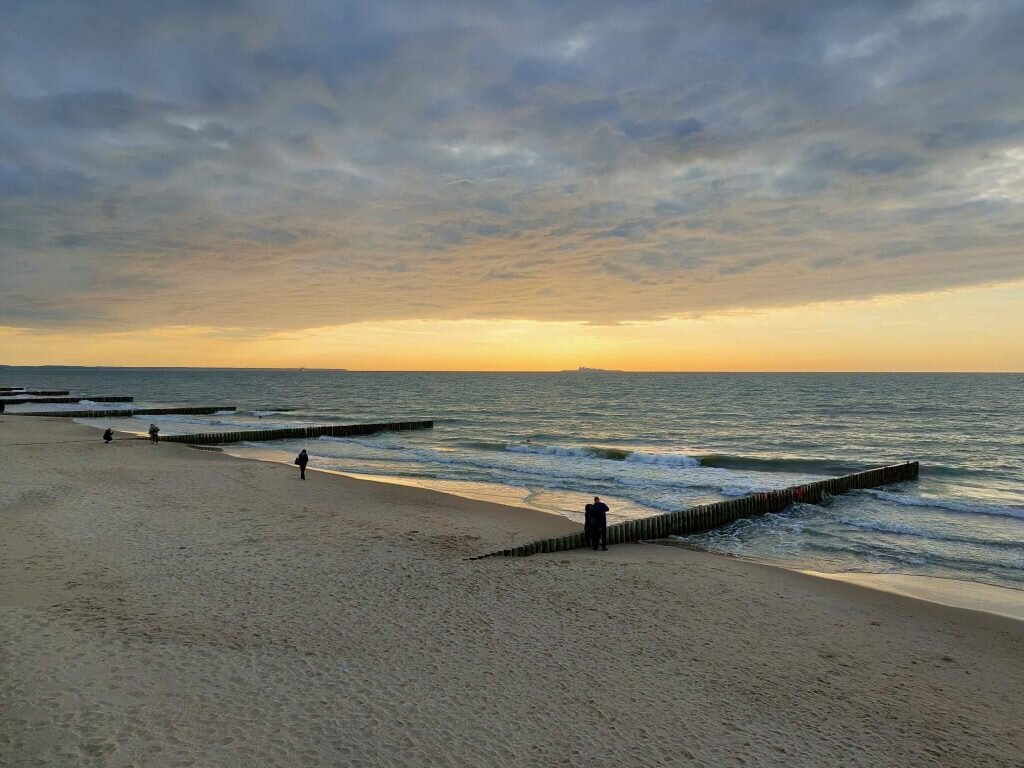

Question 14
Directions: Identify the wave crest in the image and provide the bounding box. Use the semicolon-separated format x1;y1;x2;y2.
625;451;699;468
698;454;869;475
862;489;1024;520
504;442;701;466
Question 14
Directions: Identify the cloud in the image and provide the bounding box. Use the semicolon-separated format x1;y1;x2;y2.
0;0;1022;333
924;120;1024;151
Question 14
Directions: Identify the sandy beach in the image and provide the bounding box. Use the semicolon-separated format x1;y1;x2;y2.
3;417;1023;768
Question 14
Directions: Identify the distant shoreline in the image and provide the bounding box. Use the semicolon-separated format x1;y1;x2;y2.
558;366;626;373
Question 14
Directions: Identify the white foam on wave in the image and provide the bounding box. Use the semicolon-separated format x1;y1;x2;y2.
506;443;601;459
311;435;795;502
147;414;228;426
303;437;702;511
20;400;125;411
624;451;700;468
834;514;1020;548
507;442;703;467
318;435;407;450
863;489;1024;520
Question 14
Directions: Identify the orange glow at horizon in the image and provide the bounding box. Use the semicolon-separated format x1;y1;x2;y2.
2;282;1022;372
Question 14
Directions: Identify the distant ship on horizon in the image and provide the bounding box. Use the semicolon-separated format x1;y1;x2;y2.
560;366;624;373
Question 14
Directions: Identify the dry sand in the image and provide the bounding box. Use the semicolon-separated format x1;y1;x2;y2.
2;417;1023;768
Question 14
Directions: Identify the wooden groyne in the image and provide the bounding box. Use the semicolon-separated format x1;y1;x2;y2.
161;419;434;445
11;406;236;418
1;392;73;402
0;395;134;405
1;397;80;405
469;461;919;559
25;389;70;396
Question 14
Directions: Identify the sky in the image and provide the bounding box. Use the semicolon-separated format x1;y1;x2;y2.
1;0;1022;370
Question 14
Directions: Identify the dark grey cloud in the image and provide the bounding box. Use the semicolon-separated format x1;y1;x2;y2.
924;120;1024;151
1;0;1023;332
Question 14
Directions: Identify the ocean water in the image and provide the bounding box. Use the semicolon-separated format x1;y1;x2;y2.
3;368;1022;591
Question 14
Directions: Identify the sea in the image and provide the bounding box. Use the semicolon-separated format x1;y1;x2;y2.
3;368;1022;594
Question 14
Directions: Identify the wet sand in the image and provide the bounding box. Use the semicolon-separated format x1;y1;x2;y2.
803;571;1024;622
2;417;1023;767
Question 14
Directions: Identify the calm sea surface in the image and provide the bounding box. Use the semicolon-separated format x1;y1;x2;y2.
4;368;1022;591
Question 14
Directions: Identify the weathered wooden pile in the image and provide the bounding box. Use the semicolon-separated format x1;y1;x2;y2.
468;461;919;559
161;419;434;445
14;406;235;418
0;386;62;393
1;385;433;445
0;395;134;405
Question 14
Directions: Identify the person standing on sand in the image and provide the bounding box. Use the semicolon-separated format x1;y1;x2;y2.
295;448;309;480
590;496;609;551
103;428;113;444
148;423;160;445
584;503;596;548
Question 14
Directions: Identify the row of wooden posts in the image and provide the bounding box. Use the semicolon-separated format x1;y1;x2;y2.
11;406;234;418
2;398;433;446
0;395;134;405
161;419;435;445
468;461;920;559
0;388;70;395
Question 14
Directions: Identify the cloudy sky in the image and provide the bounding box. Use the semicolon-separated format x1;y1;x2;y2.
1;0;1022;369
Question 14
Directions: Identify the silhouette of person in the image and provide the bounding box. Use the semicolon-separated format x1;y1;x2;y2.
589;496;609;551
295;448;309;480
148;423;160;445
103;428;113;444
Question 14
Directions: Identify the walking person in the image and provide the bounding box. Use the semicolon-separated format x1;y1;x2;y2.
148;423;160;445
103;428;113;444
590;496;609;551
295;448;309;480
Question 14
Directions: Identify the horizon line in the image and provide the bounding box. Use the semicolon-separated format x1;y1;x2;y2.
2;365;1022;374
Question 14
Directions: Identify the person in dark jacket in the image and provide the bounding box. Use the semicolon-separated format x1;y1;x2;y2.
590;496;609;550
148;423;160;445
103;428;113;444
584;503;595;546
295;448;309;480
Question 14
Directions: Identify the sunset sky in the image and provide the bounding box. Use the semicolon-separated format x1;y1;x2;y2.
2;1;1022;370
